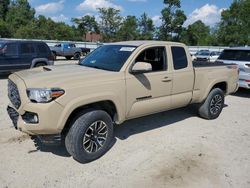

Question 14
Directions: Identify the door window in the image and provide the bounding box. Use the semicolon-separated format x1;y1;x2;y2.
134;47;167;72
37;43;48;54
171;46;188;70
4;43;18;56
20;43;35;55
69;44;76;48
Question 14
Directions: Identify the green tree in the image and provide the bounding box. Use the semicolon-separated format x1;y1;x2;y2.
159;0;186;41
72;15;100;37
0;19;11;37
5;0;35;35
14;15;81;41
53;22;78;41
217;0;250;46
138;13;155;40
117;16;138;41
0;0;10;20
181;20;211;45
98;7;122;42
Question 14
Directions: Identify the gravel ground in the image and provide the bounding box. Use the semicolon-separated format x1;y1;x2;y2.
0;59;250;188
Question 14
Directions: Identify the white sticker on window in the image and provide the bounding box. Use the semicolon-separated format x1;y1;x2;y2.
120;47;135;52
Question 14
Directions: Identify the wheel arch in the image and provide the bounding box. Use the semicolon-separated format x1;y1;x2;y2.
201;80;228;102
31;58;49;68
61;100;119;136
211;81;227;93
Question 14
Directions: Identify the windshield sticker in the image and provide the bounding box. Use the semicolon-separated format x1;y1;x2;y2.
120;47;135;52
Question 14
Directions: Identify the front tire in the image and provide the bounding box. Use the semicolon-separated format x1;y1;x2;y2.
198;88;225;119
65;110;114;163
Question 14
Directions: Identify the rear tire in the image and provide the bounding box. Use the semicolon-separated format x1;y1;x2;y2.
73;52;81;60
198;88;224;119
65;110;114;163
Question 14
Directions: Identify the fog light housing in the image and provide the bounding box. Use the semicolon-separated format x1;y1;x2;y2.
22;112;39;124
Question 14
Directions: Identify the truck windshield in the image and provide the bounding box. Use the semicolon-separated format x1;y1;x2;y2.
79;45;136;71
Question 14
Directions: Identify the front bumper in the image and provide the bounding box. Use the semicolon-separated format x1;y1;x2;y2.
7;74;65;135
7;101;64;135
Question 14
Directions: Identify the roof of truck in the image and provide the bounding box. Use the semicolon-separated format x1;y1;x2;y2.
109;40;183;47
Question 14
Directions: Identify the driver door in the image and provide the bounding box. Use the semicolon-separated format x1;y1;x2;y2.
125;46;173;119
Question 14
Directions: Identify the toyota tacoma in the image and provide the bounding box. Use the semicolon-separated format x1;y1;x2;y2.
7;41;239;163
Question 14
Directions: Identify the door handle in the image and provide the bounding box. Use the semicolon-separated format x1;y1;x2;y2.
162;77;172;82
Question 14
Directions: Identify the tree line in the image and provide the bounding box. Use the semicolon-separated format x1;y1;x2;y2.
0;0;249;46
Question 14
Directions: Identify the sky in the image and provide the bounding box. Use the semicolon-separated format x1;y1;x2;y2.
28;0;234;27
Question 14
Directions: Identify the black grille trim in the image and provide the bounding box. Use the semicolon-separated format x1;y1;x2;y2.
8;79;21;109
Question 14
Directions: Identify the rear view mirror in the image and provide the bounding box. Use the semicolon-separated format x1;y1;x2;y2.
131;62;152;74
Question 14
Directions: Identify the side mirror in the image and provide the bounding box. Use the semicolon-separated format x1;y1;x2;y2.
131;62;152;74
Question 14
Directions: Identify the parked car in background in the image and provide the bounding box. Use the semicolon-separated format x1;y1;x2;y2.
194;50;220;62
0;40;54;74
50;43;83;60
217;47;250;89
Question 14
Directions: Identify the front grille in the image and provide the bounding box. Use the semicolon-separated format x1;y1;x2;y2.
8;79;21;109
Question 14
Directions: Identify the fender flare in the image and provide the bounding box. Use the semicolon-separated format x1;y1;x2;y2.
30;58;49;68
56;94;125;131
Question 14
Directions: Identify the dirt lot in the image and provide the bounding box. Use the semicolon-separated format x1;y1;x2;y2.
0;59;250;188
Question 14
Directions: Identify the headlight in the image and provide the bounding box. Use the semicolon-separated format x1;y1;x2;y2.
27;88;65;103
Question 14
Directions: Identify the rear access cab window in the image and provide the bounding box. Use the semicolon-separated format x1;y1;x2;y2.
171;46;188;70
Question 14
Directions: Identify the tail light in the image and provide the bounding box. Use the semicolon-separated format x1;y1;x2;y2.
48;53;54;61
245;80;250;83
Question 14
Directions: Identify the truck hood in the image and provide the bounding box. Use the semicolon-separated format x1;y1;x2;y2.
14;64;123;89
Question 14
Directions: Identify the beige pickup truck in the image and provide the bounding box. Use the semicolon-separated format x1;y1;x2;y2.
7;41;239;163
